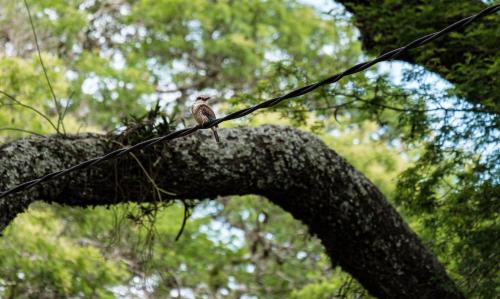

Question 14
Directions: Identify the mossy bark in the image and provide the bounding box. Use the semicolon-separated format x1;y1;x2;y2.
0;126;464;298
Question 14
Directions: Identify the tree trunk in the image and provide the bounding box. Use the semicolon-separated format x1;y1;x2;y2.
0;126;464;298
336;0;498;111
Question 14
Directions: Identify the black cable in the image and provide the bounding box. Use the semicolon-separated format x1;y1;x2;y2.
1;4;498;199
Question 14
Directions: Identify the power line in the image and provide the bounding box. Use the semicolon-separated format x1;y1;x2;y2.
1;4;499;200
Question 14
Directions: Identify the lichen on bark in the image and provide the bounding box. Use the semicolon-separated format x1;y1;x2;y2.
0;126;464;298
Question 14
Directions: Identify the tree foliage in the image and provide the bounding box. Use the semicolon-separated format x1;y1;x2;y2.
333;1;499;297
0;0;497;298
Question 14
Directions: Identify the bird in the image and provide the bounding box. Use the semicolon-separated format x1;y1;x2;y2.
191;95;220;143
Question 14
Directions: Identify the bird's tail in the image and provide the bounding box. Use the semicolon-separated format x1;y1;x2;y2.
211;127;220;143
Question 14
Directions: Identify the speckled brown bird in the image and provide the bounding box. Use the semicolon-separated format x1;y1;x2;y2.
191;95;220;143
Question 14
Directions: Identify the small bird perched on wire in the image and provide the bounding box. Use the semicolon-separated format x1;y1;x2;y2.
192;95;220;143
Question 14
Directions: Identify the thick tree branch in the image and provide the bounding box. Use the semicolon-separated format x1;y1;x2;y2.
0;126;463;298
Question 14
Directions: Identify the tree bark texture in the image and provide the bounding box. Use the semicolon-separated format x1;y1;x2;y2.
0;126;464;298
336;0;498;110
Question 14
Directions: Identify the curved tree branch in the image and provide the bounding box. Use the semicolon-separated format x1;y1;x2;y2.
0;126;463;298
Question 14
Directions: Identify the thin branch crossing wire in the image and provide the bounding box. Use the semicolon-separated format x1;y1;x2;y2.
1;4;498;200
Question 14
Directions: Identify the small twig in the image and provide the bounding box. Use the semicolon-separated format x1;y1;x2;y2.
130;152;176;196
356;96;493;114
24;0;63;133
0;90;58;132
111;140;176;197
288;99;358;114
0;127;46;138
175;201;191;241
59;90;75;135
293;94;496;116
